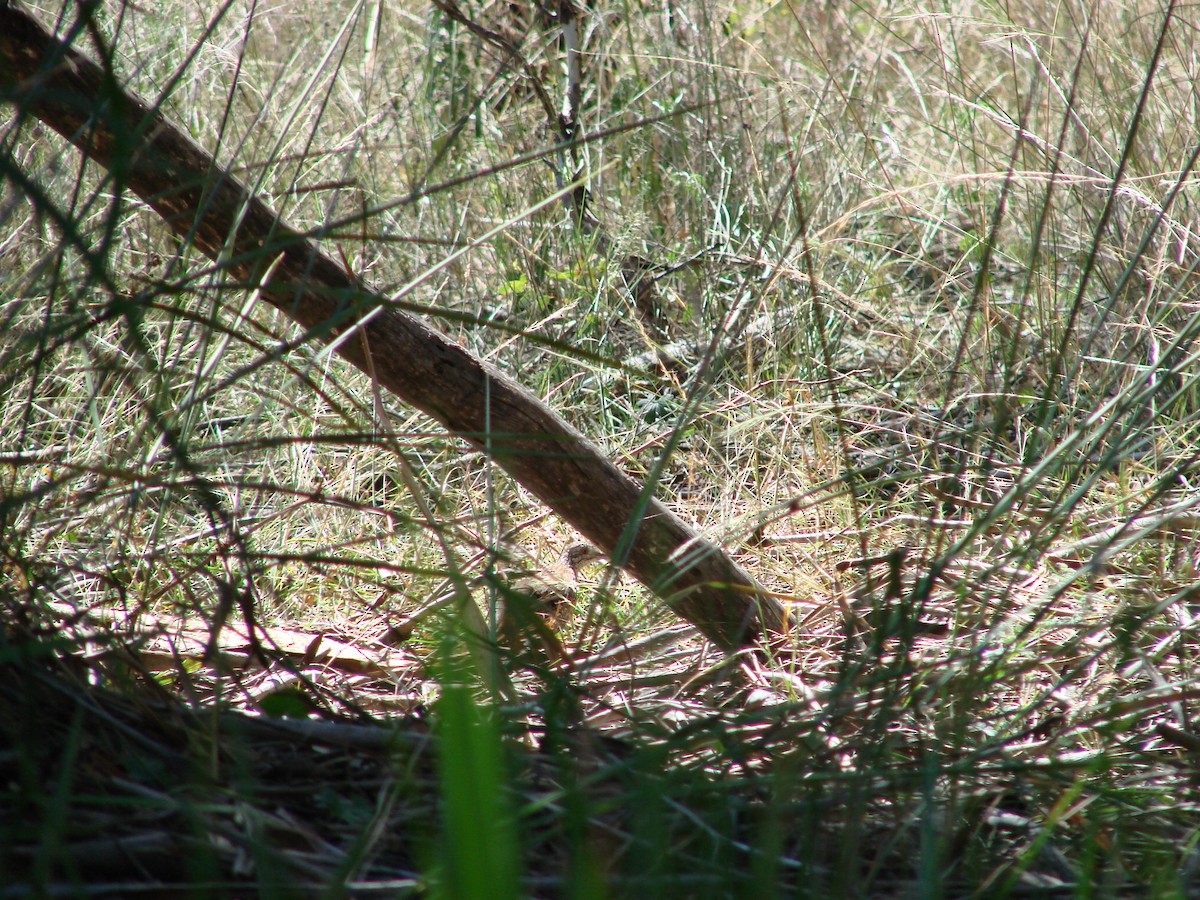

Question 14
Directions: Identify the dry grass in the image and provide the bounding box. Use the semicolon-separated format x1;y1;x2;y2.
5;0;1200;893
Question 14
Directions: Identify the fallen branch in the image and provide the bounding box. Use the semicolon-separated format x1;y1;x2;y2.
0;3;787;649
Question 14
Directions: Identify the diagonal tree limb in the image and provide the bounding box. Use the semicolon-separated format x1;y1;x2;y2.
0;3;787;650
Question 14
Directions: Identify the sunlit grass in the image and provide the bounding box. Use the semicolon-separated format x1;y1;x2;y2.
4;0;1200;892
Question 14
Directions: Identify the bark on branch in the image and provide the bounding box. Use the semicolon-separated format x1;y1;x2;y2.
0;3;787;649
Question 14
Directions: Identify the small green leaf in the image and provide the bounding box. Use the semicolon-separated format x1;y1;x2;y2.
258;688;314;719
499;273;528;296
